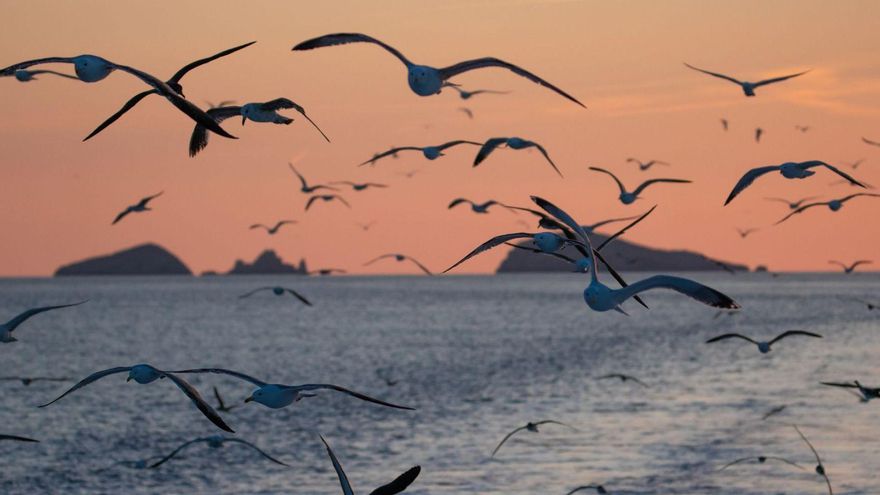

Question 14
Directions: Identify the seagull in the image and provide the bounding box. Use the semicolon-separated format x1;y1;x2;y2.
762;405;787;420
793;425;833;495
149;435;290;468
828;260;872;274
755;127;763;143
212;386;238;413
112;192;163;225
0;55;236;140
847;297;877;310
448;86;510;100
289;163;338;193
397;169;421;179
736;227;758;239
308;268;347;276
171;368;415;411
95;456;165;473
795;125;810;133
376;367;398;387
14;69;79;82
0;376;69;386
364;254;433;275
775;193;880;224
725;161;865;205
683;63;810;97
83;42;256;141
765;196;820;210
845;159;865;170
458;107;474;119
189;98;329;156
39;364;233;432
705;330;822;353
532;196;739;313
320;435;421;495
862;137;880;147
359;140;481;166
717;455;804;471
292;33;585;107
474;137;562;177
1;301;87;343
821;381;880;403
491;420;578;457
597;374;648;387
0;435;39;443
356;221;377;231
589;167;691;204
564;485;608;495
306;194;351;211
238;287;312;306
250;220;296;235
448;198;512;214
331;181;388;191
626;158;670;171
720;118;729;131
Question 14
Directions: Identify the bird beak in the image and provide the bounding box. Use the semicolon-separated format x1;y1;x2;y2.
244;396;253;403
126;377;132;382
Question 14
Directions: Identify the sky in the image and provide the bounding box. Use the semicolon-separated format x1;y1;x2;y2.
1;0;879;276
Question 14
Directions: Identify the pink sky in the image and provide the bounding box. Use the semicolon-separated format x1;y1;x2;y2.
1;0;878;276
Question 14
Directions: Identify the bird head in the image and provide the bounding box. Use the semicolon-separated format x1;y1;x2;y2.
407;65;443;96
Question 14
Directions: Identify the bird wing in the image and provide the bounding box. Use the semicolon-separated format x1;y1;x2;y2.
169;41;256;83
38;366;131;407
320;436;355;495
83;90;157;141
0;434;39;442
774;202;827;225
753;69;811;88
840;192;880;203
528;141;563;177
369;466;421;495
335;195;352;208
534;420;579;431
304;196;321;211
148;438;206;468
587;215;640;232
437;140;483;152
803;161;866;188
170;368;268;387
766;456;806;470
293;384;414;410
401;256;432;276
592;249;650;309
596;206;656;252
447;198;473;209
725;166;784;205
863;137;880;147
4;301;88;333
820;381;858;389
249;224;268;231
631;178;691;197
705;333;757;345
473;138;510;166
850;260;873;270
0;56;78;76
616;275;740;309
262;98;331;142
792;425;823;465
764;197;793;205
164;372;234;433
491;426;528;457
24;69;79;80
717;457;757;471
683;63;743;85
137;191;164;208
438;57;585;108
529;196;595;263
768;330;823;345
364;254;397;266
238;287;273;299
112;207;134;225
564;486;602;495
443;233;540;273
588;167;627;196
188;105;242;157
292;33;413;66
283;288;313;306
224;438;290;466
503;243;578;264
359;147;420;166
212;386;228;410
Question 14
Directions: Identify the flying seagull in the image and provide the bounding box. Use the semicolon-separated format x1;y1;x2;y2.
828;260;872;274
1;301;87;343
331;181;388;191
0;55;236;140
359;140;481;166
320;435;421;495
189;98;329;156
13;69;78;82
212;386;238;413
862;137;880;147
112;192;163;225
564;485;608;495
589;167;691;204
717;455;804;471
0;434;39;443
289;163;338;193
793;425;833;495
474;137;562;176
844;159;865;170
238;287;312;306
458;107;474;119
83;41;256;141
356;221;377;231
626;158;669;171
364;254;433;275
755;127;763;143
725;161;865;205
0;376;69;386
720;118;728;131
706;330;822;354
765;196;820;210
762;405;787;420
775;193;880;225
684;63;809;97
306;194;351;211
492;420;578;457
171;368;415;411
39;364;233;432
149;435;290;468
309;268;347;276
795;125;810;133
821;380;880;403
448;86;510;100
292;33;585;107
250;220;296;235
597;373;648;387
736;228;758;239
847;297;877;310
448;198;512;214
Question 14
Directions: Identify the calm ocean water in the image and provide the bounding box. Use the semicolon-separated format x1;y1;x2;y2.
0;273;878;494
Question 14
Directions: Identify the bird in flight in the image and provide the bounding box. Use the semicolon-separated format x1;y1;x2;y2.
320;435;421;495
795;125;810;133
448;85;510;100
0;376;69;386
360;140;482;166
458;107;474;119
684;63;810;96
564;485;608;495
736;227;758;239
706;330;822;354
112;192;163;225
149;435;290;468
474;137;562;177
1;301;87;343
765;196;820;210
238;287;312;306
364;254;433;275
775;193;880;225
492;420;578;457
308;268;347;276
212;386;239;413
292;33;585;107
720;118;729;131
306;194;351;211
589;167;691;205
793;425;833;495
828;260;872;274
289;163;338;194
862;137;880;147
717;455;804;471
626;158;669;171
448;198;512;214
249;220;296;235
754;127;763;143
597;373;648;387
821;380;880;403
725;161;864;205
846;297;877;310
331;181;388;191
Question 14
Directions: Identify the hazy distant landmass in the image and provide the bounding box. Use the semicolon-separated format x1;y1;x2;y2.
223;249;308;275
55;243;192;276
497;232;748;273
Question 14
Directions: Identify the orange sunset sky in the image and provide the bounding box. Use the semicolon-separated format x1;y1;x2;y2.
1;0;878;276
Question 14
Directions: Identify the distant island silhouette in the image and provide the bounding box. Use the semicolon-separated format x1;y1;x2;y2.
497;232;748;273
221;249;308;275
55;243;192;276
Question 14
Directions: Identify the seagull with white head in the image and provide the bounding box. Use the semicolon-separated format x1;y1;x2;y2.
684;63;810;97
725;161;864;205
359;140;482;166
475;137;562;177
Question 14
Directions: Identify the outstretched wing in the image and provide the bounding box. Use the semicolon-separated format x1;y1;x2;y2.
840;192;880;203
617;275;740;309
272;98;330;142
527;141;563;177
800;161;866;188
171;368;268;388
4;300;87;333
369;466;422;495
225;438;290;466
588;167;627;196
706;333;757;345
438;57;585;108
596;206;656;252
402;256;432;275
238;287;272;299
447;198;473;209
320;436;355;495
0;56;78;76
504;242;578;264
283;288;313;306
137;191;164;208
149;438;206;468
725;166;783;205
83;90;157;141
444;233;542;273
293;33;413;67
492;426;528;457
473;138;509;166
0;434;39;443
364;254;397;266
683;63;743;85
632;178;691;197
717;457;757;471
164;373;234;433
753;69;811;88
534;420;579;431
774;202;826;225
437;140;483;152
359;147;420;166
293;384;415;410
38;367;131;407
768;330;822;346
169;41;257;83
189;106;242;157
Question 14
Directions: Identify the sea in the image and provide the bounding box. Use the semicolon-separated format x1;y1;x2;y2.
1;273;878;494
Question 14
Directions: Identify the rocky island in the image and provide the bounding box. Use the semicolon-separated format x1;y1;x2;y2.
54;243;192;276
